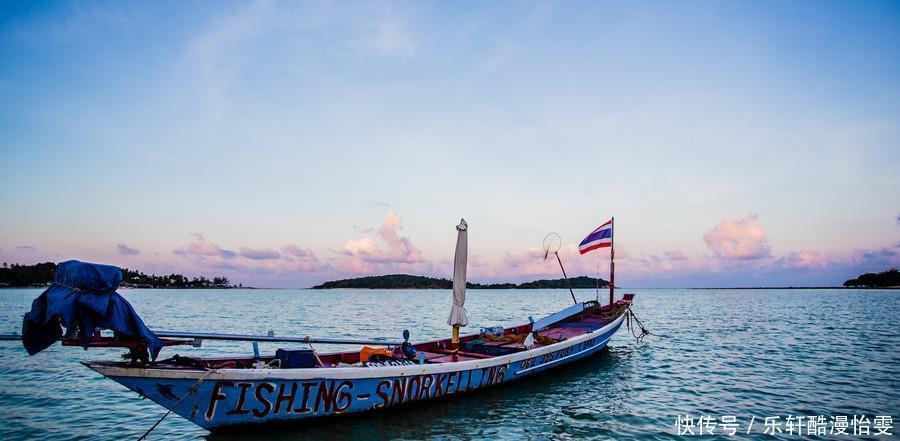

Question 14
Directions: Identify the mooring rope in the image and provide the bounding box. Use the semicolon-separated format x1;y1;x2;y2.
625;307;651;343
137;368;218;440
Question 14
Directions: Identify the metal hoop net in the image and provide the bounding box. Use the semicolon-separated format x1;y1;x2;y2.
542;233;561;260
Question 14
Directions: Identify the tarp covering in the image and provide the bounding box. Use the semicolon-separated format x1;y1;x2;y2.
448;218;468;327
22;260;162;360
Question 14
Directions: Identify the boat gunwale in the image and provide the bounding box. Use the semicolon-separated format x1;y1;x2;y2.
85;311;627;382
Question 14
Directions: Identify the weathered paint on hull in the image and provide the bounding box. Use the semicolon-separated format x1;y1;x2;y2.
89;314;625;431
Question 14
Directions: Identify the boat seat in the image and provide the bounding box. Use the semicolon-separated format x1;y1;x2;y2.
555;327;591;339
428;354;480;363
577;316;608;324
466;340;525;355
416;351;447;362
432;348;494;359
536;328;565;340
536;327;586;341
558;321;603;330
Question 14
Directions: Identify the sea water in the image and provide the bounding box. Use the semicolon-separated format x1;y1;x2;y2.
0;288;897;440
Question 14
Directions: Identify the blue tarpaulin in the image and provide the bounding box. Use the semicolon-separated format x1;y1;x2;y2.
22;260;163;361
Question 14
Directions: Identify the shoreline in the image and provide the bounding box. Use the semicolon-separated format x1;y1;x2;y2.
2;286;896;291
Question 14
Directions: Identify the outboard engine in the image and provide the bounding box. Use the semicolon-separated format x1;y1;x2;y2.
400;329;417;360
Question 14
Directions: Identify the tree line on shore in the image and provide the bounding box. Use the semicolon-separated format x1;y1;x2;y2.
843;269;899;288
311;274;610;289
0;262;236;288
7;261;895;290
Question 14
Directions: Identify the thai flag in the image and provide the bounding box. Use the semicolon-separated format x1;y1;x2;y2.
579;220;612;254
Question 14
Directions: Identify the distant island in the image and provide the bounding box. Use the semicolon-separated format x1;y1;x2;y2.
0;261;239;289
843;268;899;288
312;274;609;290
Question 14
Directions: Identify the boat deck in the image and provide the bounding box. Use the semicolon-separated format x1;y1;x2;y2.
90;297;632;371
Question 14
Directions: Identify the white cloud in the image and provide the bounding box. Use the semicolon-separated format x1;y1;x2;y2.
703;213;772;260
351;6;417;56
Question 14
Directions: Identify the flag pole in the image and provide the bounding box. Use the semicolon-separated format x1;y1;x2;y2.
609;217;615;305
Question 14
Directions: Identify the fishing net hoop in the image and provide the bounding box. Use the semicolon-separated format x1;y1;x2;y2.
542;233;561;260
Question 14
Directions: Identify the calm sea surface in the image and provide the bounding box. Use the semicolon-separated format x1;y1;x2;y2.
0;288;897;440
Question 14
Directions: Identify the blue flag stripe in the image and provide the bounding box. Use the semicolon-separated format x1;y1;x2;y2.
580;228;611;245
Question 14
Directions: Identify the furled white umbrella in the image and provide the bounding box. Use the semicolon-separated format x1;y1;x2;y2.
448;218;468;358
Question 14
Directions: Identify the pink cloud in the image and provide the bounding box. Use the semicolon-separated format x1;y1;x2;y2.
777;247;831;269
116;243;140;256
168;236;328;286
471;243;617;282
173;233;237;259
703;213;771;260
281;244;315;258
280;245;325;271
498;246;556;278
343;238;377;255
849;243;900;268
336;211;431;276
239;246;281;260
611;240;900;287
38;213;892;288
168;233;331;284
665;249;688;261
374;211;424;263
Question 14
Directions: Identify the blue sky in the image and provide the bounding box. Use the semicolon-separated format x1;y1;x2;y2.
1;1;898;287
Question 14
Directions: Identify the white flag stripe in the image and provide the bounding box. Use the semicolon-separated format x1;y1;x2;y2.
579;237;612;251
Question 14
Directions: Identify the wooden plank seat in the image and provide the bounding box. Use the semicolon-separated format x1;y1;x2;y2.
416;351;447;362
536;328;566;340
536;326;587;341
480;341;513;347
577;316;609;324
466;340;529;355
557;321;603;330
427;354;481;363
431;348;495;359
554;327;591;339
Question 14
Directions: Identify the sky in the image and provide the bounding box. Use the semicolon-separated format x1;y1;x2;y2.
0;1;898;288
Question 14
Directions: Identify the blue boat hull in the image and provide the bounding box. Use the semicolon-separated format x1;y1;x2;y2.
88;313;625;431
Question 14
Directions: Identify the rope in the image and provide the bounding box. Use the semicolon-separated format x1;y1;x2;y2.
625;307;651;343
137;368;218;440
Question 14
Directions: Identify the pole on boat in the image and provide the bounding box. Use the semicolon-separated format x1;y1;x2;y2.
609;216;615;305
153;331;405;346
0;331;404;346
543;233;577;304
555;253;577;304
447;219;469;361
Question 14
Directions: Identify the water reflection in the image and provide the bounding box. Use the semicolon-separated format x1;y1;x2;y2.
0;288;898;440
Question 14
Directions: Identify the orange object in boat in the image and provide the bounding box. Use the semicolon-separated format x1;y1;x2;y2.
360;346;393;362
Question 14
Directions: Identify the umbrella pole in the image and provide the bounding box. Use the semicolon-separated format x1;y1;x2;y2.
451;325;460;360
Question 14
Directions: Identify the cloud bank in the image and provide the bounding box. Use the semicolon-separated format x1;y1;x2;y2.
5;211;895;288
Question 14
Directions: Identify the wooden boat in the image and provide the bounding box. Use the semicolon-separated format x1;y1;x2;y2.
10;218;639;434
82;296;634;432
